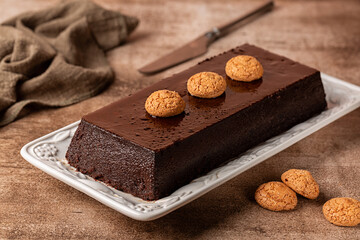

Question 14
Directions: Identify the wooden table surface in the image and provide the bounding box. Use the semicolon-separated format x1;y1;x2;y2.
1;0;359;239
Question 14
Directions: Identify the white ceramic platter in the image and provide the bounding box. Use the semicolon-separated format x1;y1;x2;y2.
20;73;360;221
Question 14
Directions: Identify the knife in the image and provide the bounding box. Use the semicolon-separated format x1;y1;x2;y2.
138;0;274;75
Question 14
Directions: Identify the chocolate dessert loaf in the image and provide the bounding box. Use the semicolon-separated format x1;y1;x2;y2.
66;44;327;200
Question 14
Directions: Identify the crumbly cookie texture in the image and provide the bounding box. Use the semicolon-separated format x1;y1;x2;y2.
281;169;320;199
145;90;186;117
255;181;297;211
323;197;360;227
187;72;227;98
225;55;263;82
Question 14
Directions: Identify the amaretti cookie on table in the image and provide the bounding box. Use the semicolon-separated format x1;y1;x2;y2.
255;182;298;211
281;169;320;199
323;197;360;227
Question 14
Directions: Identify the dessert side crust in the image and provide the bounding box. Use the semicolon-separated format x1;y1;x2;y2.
65;120;157;200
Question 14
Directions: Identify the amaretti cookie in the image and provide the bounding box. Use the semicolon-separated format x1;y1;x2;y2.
323;197;360;227
281;169;320;199
145;90;185;117
225;55;263;81
187;72;226;98
255;182;297;211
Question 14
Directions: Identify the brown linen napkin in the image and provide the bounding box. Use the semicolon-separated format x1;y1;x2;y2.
0;0;139;127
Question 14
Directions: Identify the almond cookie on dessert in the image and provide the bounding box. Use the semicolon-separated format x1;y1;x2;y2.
225;55;263;82
145;90;186;117
187;72;226;98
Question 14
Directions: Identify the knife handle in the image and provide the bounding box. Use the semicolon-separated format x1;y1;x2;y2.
205;0;274;42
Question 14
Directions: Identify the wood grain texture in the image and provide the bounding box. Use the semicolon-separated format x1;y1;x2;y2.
0;0;359;239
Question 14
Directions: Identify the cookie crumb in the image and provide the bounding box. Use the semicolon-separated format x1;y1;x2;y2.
281;169;319;199
323;197;360;227
187;72;226;98
145;90;186;117
225;55;263;82
255;181;297;211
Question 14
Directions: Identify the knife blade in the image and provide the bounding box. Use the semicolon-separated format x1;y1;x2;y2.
138;0;274;75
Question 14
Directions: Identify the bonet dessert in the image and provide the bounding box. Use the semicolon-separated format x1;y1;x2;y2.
66;44;327;200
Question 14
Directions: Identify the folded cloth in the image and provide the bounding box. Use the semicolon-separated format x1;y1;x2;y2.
0;0;139;127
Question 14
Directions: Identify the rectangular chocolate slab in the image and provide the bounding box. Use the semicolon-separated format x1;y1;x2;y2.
66;44;327;200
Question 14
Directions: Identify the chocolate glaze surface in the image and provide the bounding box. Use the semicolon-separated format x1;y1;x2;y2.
84;44;318;151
